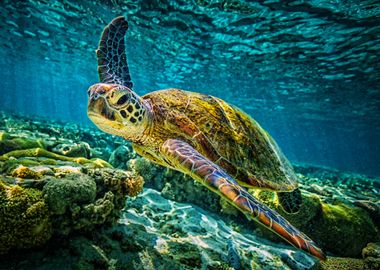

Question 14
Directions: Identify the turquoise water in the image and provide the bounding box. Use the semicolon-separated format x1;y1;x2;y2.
0;0;379;177
1;2;380;268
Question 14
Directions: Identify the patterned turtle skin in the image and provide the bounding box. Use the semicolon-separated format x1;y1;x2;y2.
87;16;326;260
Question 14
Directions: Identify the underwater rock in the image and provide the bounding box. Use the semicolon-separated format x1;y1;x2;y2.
254;189;322;229
70;236;110;270
0;183;52;255
12;164;42;179
311;202;379;257
130;157;222;214
227;239;241;269
312;242;380;270
294;163;380;205
362;242;380;270
43;173;97;215
0;187;315;270
0;131;9;140
126;189;317;270
51;142;91;158
130;152;380;258
109;144;136;169
354;200;380;226
0;136;45;155
40;168;144;236
363;242;380;259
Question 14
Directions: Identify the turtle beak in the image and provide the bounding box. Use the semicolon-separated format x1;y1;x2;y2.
87;84;116;121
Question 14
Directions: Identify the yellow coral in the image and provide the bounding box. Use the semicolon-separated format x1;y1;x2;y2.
313;257;370;270
1;148;112;168
124;174;144;197
0;183;52;254
12;165;41;179
0;131;9;140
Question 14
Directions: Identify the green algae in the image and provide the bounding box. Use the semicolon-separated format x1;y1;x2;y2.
311;202;380;257
0;136;45;155
0;148;112;168
0;131;10;140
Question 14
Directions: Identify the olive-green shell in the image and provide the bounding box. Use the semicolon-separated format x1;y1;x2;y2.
139;88;298;192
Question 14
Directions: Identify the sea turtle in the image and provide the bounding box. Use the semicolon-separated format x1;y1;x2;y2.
87;16;326;260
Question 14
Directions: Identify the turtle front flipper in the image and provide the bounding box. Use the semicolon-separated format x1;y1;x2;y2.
96;16;133;89
161;139;326;260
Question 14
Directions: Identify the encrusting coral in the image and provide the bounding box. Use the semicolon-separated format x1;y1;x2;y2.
0;182;52;254
43;173;97;215
11;164;42;179
0;125;145;254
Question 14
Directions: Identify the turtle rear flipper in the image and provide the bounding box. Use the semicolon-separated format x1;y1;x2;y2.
161;139;326;260
278;188;302;213
96;16;133;89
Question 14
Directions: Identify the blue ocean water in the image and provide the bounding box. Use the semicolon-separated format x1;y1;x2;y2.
0;0;379;176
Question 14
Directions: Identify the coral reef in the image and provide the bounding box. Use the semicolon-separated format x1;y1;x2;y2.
109;144;137;169
0;189;317;270
0;183;52;254
312;257;370;270
362;242;380;270
43;173;97;215
1;112;380;269
0;112;145;255
311;202;379;257
312;242;380;270
52;142;91;158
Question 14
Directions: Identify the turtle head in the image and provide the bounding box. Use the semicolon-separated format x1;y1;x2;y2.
87;83;151;141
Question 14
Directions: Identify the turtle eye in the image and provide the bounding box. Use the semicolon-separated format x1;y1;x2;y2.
116;94;128;105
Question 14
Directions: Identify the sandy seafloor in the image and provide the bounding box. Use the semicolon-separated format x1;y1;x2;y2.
0;111;379;270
